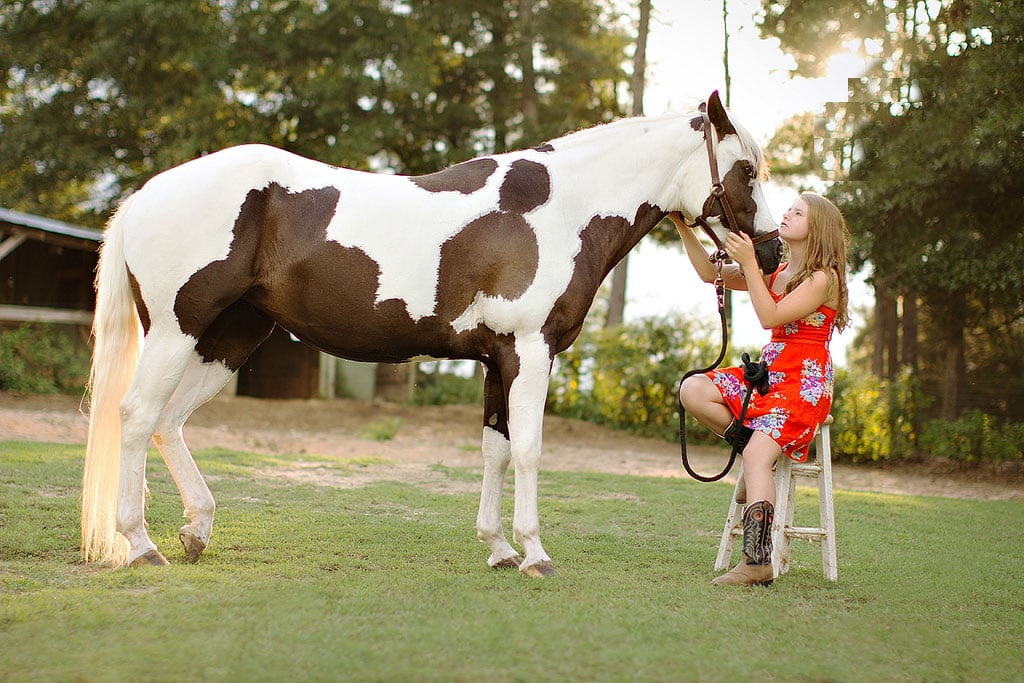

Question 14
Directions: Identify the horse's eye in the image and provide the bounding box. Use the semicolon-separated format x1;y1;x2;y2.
744;162;755;179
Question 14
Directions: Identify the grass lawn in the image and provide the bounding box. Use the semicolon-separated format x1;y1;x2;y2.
1;441;1022;682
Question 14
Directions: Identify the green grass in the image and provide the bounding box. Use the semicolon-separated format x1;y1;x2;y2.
2;441;1022;682
361;417;403;441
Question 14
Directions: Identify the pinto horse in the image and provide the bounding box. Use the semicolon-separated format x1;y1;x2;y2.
81;90;782;575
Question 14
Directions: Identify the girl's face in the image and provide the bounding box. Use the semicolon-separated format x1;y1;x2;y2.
780;198;810;243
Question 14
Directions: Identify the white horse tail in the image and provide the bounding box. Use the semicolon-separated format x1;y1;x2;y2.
81;196;139;566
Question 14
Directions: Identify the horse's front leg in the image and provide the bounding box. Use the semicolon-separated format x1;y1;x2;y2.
476;425;521;569
507;337;556;577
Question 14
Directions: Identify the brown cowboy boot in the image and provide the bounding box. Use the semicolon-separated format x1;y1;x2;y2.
712;500;774;586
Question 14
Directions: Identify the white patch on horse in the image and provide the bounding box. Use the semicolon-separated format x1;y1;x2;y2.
317;170;504;321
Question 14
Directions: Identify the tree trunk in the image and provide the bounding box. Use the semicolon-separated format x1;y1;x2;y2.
940;295;967;420
873;284;898;379
901;294;918;373
517;0;539;143
605;0;651;328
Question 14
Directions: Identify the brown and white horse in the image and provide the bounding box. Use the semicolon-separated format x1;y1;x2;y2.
81;91;781;575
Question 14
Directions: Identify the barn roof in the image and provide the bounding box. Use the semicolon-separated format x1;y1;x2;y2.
0;207;103;252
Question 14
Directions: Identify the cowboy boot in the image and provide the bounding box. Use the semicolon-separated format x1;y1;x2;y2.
712;500;774;586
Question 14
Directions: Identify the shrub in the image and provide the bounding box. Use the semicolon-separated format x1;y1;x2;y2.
919;410;1024;462
409;361;483;406
830;366;922;463
0;323;90;394
547;314;749;442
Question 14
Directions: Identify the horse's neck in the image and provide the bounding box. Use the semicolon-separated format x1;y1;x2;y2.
544;114;705;217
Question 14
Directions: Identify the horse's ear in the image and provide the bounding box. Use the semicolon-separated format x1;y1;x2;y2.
706;90;737;138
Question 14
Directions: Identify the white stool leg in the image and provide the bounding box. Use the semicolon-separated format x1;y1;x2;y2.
714;465;745;571
817;421;838;581
771;457;795;578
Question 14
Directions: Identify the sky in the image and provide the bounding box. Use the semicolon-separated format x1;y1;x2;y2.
618;0;870;366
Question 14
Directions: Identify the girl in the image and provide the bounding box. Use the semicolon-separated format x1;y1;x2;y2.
670;192;850;586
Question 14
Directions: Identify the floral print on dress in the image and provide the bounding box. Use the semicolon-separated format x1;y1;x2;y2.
761;342;784;365
750;407;789;440
803;311;828;328
799;358;829;406
711;371;745;401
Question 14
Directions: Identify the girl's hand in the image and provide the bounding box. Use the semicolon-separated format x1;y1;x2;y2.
724;231;758;272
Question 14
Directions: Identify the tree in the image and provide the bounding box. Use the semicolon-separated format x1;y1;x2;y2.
758;0;1024;420
605;0;651;329
0;0;630;225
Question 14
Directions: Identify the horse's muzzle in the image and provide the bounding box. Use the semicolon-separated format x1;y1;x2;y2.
754;236;784;274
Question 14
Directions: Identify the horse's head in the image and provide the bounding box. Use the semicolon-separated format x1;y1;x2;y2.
683;91;783;274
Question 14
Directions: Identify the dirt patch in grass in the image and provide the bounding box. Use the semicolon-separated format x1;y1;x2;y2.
1;391;1020;501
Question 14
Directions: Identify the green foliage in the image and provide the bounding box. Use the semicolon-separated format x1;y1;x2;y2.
760;0;1024;420
920;410;1024;463
831;366;922;463
0;324;90;394
410;363;484;406
361;418;403;442
2;442;1023;682
547;315;745;442
0;0;630;224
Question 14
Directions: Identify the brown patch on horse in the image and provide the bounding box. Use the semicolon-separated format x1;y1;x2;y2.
499;160;550;214
718;160;758;233
481;340;520;440
435;212;539;322
193;301;276;370
174;184;340;359
542;203;665;353
126;266;151;334
411;158;499;194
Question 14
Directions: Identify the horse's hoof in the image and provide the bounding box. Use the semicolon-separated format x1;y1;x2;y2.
519;560;557;578
178;531;207;564
129;549;170;568
491;555;524;570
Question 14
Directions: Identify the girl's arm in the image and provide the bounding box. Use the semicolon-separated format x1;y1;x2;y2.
668;213;750;291
724;231;830;329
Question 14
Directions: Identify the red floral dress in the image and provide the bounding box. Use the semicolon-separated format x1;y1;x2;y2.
706;268;836;462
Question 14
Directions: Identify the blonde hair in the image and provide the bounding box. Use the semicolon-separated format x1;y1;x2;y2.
784;192;850;330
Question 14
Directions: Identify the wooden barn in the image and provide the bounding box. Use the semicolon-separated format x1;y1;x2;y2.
0;207;100;330
0;207;392;400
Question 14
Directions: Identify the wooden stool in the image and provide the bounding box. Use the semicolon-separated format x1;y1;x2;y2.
714;415;838;581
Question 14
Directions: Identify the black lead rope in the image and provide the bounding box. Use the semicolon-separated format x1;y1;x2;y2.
678;257;771;482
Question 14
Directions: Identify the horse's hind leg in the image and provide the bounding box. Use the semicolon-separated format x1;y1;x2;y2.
153;303;275;564
476;364;522;569
116;325;199;566
152;354;234;563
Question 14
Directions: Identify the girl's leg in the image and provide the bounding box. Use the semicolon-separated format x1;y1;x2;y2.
738;432;783;505
712;432;784;587
679;374;733;436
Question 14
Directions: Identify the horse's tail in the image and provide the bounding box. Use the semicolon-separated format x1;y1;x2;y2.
81;196;140;566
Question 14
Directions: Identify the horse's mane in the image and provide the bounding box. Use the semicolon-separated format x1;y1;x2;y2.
541;105;768;180
541;111;688;150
